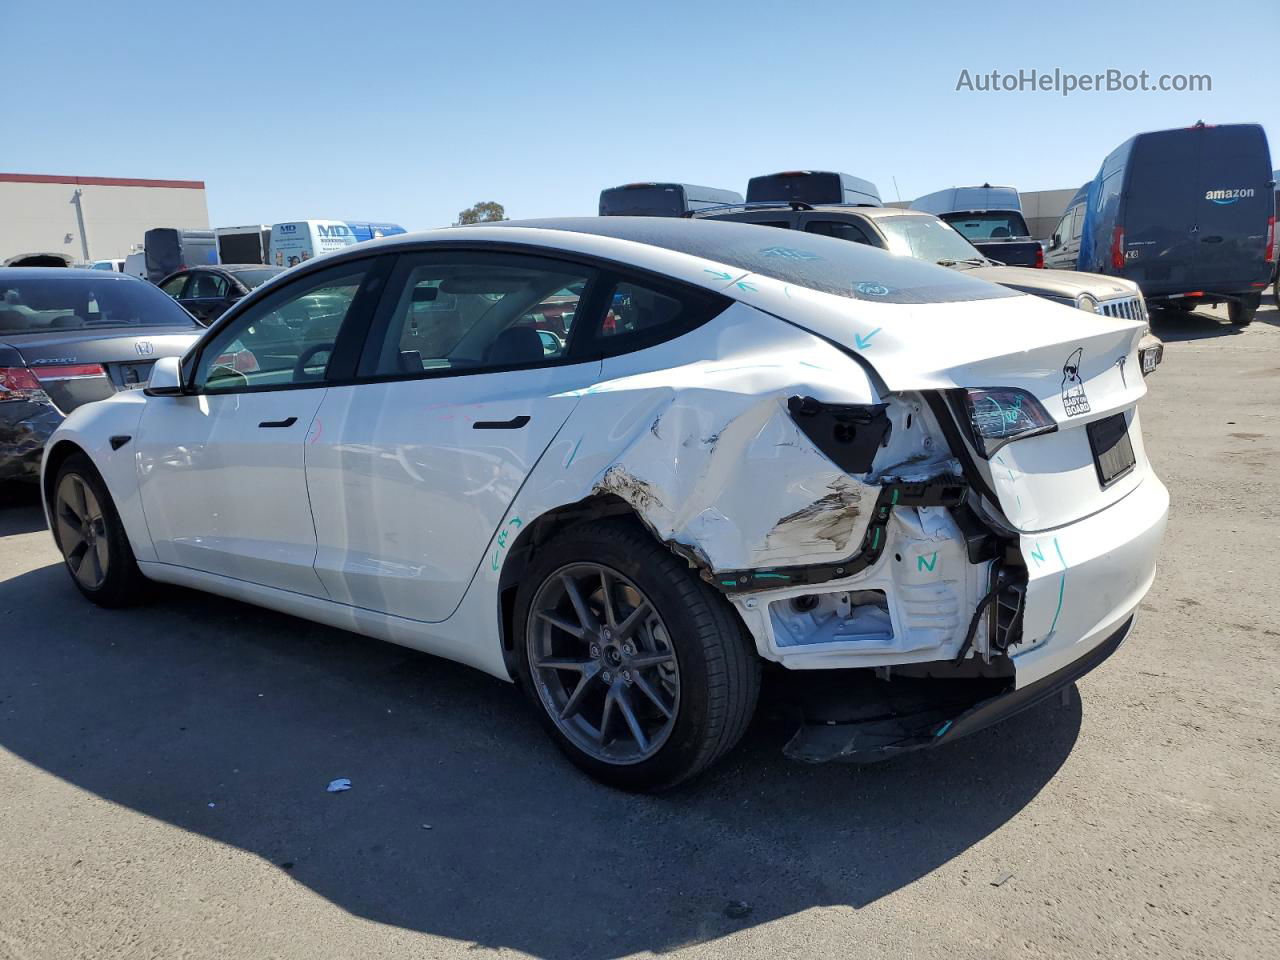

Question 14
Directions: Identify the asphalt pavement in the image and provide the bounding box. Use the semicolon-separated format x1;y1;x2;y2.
0;299;1276;960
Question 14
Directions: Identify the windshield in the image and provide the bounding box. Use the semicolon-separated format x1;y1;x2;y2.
940;211;1030;240
877;216;985;264
0;275;198;332
231;268;285;290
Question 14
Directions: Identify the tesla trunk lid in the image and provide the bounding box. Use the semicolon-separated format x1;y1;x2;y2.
754;288;1149;533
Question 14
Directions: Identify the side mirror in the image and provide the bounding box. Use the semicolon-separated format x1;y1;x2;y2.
1050;233;1061;250
144;355;185;397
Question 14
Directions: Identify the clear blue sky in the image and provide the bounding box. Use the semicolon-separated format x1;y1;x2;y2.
9;0;1277;229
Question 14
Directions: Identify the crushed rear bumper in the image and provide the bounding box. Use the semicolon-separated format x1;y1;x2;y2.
783;614;1133;763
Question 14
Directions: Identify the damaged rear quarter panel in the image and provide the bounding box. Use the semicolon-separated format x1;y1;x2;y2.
502;303;892;574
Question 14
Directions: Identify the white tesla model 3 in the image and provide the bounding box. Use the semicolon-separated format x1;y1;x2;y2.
40;218;1169;790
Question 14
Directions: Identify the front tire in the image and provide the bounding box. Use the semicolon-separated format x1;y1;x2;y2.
514;520;760;791
51;453;147;607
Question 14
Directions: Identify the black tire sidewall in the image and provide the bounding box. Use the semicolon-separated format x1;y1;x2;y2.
514;521;744;791
52;453;144;607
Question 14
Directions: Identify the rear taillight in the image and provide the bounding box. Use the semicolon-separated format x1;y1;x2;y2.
0;366;47;401
1265;216;1275;263
30;363;107;381
962;387;1058;458
1110;226;1126;270
1034;245;1045;269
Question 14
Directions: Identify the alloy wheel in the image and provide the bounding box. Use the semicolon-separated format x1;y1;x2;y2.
55;473;110;590
527;562;680;764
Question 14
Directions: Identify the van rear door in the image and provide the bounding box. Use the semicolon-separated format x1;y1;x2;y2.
1123;130;1200;295
1192;125;1272;291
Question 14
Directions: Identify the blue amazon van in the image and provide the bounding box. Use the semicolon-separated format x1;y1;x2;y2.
1045;122;1275;325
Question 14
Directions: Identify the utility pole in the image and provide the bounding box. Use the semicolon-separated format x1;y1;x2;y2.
70;188;90;263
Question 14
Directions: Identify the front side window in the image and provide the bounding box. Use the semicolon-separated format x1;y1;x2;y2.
160;274;189;298
364;255;594;377
194;264;369;392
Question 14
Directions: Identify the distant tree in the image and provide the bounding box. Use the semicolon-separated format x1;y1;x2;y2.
456;201;507;224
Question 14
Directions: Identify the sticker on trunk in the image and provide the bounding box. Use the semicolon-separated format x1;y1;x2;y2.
1061;348;1091;416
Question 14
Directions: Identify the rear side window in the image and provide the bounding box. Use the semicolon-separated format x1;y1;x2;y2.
360;253;596;377
579;276;728;358
805;219;877;245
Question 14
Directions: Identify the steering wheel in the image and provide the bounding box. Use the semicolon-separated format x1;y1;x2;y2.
292;342;335;382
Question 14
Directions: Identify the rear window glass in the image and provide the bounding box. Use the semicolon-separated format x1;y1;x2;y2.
515;217;1018;305
0;275;199;332
941;211;1031;240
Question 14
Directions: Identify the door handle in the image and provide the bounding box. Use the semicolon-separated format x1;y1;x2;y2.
1200;235;1224;244
258;416;298;428
473;415;530;430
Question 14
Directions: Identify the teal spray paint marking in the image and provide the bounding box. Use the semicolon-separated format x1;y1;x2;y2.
564;436;583;468
934;720;953;738
871;528;881;550
735;280;757;292
703;269;733;281
490;516;524;571
1046;537;1067;637
917;552;938;572
1029;542;1046;566
854;327;881;350
754;572;791;580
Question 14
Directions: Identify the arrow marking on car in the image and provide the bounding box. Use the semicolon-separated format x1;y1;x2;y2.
854;327;881;350
703;269;734;281
735;281;757;292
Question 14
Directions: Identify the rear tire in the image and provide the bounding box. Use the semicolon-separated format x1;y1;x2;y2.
514;520;760;792
51;453;148;607
1229;294;1259;326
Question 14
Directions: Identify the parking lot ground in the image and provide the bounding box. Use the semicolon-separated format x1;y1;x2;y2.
0;300;1277;960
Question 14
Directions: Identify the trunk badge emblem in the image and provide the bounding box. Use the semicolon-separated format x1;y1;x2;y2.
135;341;155;356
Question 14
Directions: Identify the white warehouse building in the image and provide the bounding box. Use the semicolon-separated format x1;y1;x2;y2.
0;172;209;267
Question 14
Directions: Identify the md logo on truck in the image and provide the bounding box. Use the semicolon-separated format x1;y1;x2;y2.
316;224;352;238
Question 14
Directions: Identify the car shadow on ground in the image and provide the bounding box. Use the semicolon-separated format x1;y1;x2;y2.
0;485;47;536
0;560;1083;958
1148;294;1278;341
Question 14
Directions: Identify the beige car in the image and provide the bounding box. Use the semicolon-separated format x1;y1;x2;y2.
699;204;1165;375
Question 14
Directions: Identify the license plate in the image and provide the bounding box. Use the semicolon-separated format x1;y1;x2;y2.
1140;344;1162;375
1087;413;1136;487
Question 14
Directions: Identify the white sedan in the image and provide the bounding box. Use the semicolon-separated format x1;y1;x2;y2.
40;218;1169;790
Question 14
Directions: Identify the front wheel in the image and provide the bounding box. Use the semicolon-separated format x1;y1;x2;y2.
515;520;760;791
51;453;147;607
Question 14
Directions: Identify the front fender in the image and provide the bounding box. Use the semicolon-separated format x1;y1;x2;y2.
41;391;154;562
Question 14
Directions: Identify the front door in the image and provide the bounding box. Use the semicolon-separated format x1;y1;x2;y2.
137;258;381;596
306;250;604;622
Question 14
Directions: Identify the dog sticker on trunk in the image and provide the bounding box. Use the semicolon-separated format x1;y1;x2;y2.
1061;348;1091;416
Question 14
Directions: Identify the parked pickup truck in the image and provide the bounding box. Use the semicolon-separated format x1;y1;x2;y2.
911;185;1043;268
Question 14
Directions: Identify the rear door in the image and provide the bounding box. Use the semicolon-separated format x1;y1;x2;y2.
306;249;605;622
1191;125;1273;290
1122;130;1200;293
